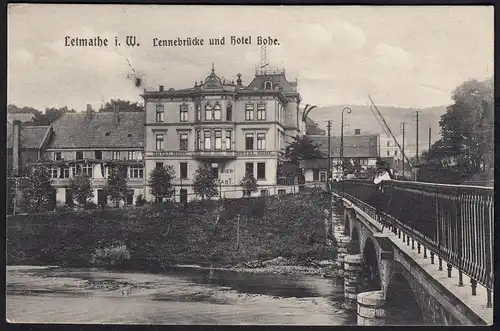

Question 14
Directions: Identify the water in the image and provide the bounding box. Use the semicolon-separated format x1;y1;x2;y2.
6;265;356;325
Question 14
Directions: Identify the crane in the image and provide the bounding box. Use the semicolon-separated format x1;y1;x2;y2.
368;95;413;169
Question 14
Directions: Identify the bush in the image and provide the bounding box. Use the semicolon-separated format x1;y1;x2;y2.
90;244;131;266
84;202;98;210
54;204;74;213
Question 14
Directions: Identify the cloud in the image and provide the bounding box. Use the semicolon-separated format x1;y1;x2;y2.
373;43;415;70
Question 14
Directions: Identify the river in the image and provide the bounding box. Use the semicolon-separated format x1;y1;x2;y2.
6;265;356;325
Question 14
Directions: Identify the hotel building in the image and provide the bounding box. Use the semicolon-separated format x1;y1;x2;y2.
142;66;305;202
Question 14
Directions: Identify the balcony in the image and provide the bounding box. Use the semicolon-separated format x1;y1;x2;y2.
193;150;237;160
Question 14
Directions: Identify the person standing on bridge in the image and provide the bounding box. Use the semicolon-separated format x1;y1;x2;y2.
373;165;393;231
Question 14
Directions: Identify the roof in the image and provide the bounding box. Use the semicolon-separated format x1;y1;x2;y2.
46;111;145;149
7;123;51;149
305;116;326;135
310;134;379;158
7;113;35;123
246;71;297;93
299;158;330;169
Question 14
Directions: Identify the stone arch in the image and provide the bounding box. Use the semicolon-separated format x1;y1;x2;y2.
362;237;381;291
348;226;360;254
385;272;424;325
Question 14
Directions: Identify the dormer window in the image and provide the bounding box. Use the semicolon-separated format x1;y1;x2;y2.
264;81;273;90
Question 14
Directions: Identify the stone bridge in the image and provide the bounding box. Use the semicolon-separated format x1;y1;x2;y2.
329;180;493;326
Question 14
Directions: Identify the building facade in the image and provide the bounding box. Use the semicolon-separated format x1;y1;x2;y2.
31;106;146;206
142;67;303;202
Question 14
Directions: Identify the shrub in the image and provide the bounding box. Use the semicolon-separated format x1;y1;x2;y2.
136;194;146;206
90;244;131;266
84;202;98;210
54;204;74;213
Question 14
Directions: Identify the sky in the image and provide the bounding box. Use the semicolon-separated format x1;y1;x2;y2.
8;5;493;111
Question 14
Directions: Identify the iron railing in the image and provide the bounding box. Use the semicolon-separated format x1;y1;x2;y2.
332;179;494;306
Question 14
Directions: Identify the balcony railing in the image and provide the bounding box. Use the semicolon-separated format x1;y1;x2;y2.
332;179;494;303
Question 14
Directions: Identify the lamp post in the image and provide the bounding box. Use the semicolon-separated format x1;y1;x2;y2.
340;107;352;198
340;107;352;179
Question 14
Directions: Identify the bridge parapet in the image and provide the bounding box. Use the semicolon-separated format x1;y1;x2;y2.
332;179;494;308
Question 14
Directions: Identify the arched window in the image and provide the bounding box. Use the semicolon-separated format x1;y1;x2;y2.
205;104;212;121
387;141;390;147
264;81;273;90
226;103;232;121
213;103;221;120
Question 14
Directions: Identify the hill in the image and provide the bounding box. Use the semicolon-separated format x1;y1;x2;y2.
307;104;447;153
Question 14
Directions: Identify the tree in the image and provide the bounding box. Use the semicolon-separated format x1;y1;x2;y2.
7;177;17;214
192;164;218;200
23;166;55;213
421;77;493;182
278;135;325;179
147;165;175;203
240;172;258;196
7;104;76;126
99;99;144;112
105;166;129;207
69;172;94;206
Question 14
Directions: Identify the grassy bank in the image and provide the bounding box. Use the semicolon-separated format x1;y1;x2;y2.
7;189;335;272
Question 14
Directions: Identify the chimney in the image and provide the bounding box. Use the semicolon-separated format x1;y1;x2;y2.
159;85;164;92
85;104;93;120
114;103;120;125
355;129;361;135
12;120;21;176
236;73;242;87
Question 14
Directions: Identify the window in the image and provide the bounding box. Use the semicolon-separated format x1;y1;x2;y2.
257;104;266;120
245;133;254;150
128;151;135;160
180;162;188;179
264;81;273;90
156;104;164;122
196;104;201;121
70;165;78;177
225;131;232;150
60;166;70;179
386;150;390;156
257;133;266;150
214;131;222;150
257;162;266;180
112;151;120;160
179;133;188;151
205;104;212;120
320;172;326;182
196;130;202;150
211;166;219;179
130;166;144;179
245;104;254;120
243;190;252;197
54;152;62;161
82;164;93;177
387;141;390;147
204;131;211;150
278;189;286;196
155;162;163;170
180;104;188;122
394;150;398;156
213;104;221;120
127;190;134;205
226;103;232;121
50;167;58;179
76;151;83;160
245;162;254;176
95;151;102;160
260;189;268;196
136;151;143;160
156;134;164;150
313;170;319;181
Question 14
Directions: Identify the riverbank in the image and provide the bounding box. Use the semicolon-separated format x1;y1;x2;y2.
7;189;337;272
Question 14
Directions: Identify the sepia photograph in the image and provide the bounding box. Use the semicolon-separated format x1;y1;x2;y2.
6;4;493;326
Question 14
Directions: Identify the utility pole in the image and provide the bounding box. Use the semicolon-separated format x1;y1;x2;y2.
327;120;333;242
415;111;420;164
401;122;406;179
428;127;431;152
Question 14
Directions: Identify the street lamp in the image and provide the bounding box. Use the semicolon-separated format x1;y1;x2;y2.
340;107;352;178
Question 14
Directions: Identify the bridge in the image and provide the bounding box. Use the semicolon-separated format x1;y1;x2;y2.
328;179;493;326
